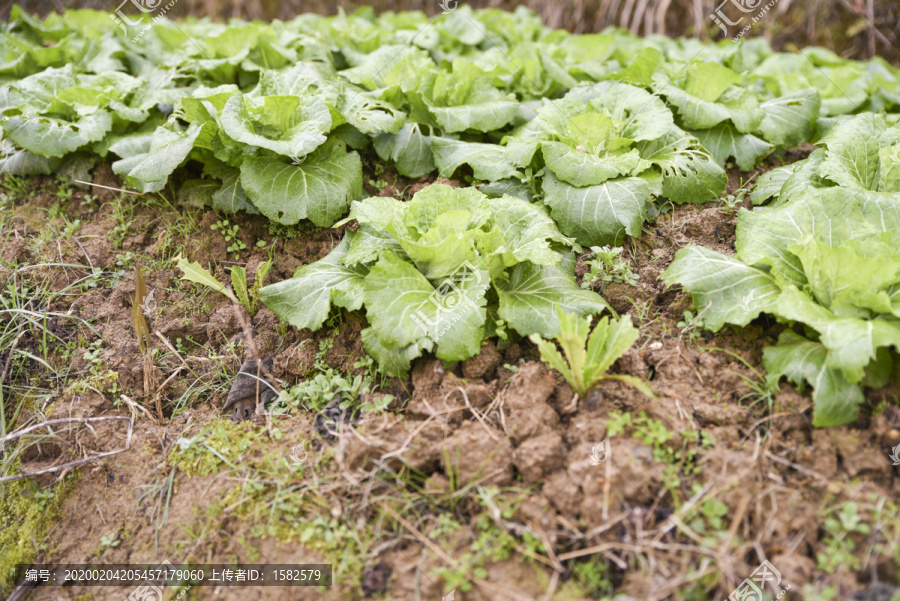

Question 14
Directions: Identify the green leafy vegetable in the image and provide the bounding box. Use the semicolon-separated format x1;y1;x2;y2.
662;115;900;427
530;306;654;398
260;184;608;376
174;255;238;305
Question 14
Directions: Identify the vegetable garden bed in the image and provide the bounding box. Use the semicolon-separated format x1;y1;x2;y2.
1;5;900;601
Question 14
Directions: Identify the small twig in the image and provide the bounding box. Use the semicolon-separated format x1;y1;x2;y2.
0;416;133;483
71;237;95;273
0;326;25;386
836;0;893;53
602;454;611;522
117;393;155;421
559;538;715;561
72;179;148;197
447;386;499;441
334;419;361;487
233;305;280;409
447;467;508;500
6;581;37;601
377;501;535;601
524;514;563;573
155;331;188;369
154;367;184;399
653;480;716;542
540;570;560;601
719;495;750;556
376;407;466;464
765;451;830;482
583;513;630;539
151;355;160;418
745;411;794;435
601;550;628;570
674;399;694;428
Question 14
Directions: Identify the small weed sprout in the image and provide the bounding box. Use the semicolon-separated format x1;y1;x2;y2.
108;221;133;250
212;219;248;259
175;255;272;316
62;219;81;238
581;246;638;291
718;177;752;214
818;502;870;572
231;260;272;316
54;177;73;202
115;252;135;270
367;163;389;190
367;177;389;190
272;356;392;415
84;340;105;375
276;369;366;413
676;309;706;342
719;192;743;214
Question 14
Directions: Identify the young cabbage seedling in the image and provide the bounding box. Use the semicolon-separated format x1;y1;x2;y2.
530;306;654;399
174;255;272;316
231;260;272;316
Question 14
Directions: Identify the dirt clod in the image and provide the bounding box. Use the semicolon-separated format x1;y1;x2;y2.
361;562;392;596
440;421;514;487
499;362;559;444
513;432;565;484
461;339;501;379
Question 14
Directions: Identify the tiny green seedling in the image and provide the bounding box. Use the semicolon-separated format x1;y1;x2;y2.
211;219;248;259
530;306;654;399
62;218;81;238
676;310;704;342
115;252;135;270
277;369;365;413
581;245;639;291
99;531;120;548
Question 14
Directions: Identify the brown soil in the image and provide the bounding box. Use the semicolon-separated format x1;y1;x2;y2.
2;153;899;601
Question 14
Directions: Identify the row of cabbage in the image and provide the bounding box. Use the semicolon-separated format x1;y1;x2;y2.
2;6;899;248
664;114;900;426
4;7;900;405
